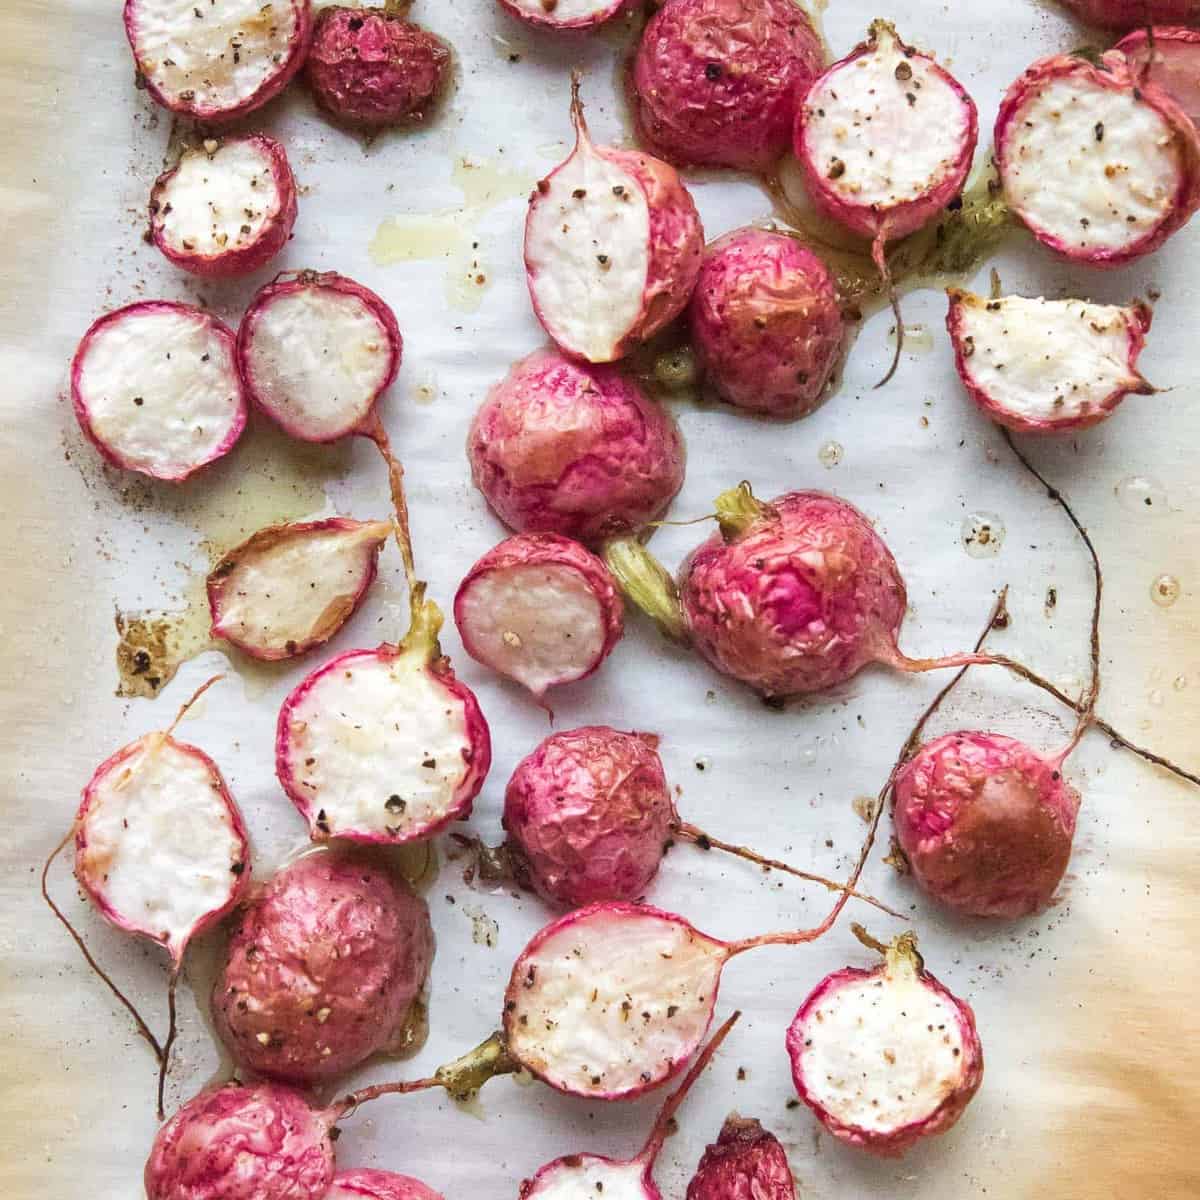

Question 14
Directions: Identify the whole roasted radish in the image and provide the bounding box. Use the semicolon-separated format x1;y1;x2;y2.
454;533;624;701
1058;0;1200;28
213;852;433;1082
686;1116;795;1200
72;301;247;482
995;50;1200;265
946;290;1154;433
1117;26;1200;126
631;0;825;171
467;348;685;545
786;929;983;1156
525;78;704;364
124;0;312;122
688;228;844;417
329;1170;444;1200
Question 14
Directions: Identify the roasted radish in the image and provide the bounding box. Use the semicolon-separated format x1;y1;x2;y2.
686;1116;796;1200
208;518;392;660
688;228;844;417
631;0;824;172
328;1170;444;1200
946;289;1154;433
521;1012;740;1199
213;852;433;1082
454;533;624;700
1058;0;1200;28
497;0;627;30
785;930;983;1156
1117;26;1200;126
525;78;704;364
71;301;247;482
467;348;685;545
307;5;451;128
149;134;298;278
995;50;1200;266
124;0;313;123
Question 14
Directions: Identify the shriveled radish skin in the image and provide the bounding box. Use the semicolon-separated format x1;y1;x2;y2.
498;0;629;33
208;518;392;660
150;134;298;278
328;1170;445;1200
946;290;1154;434
525;78;704;364
124;0;312;123
1117;26;1200;126
785;931;983;1156
71;302;247;482
1059;0;1200;28
686;1116;796;1200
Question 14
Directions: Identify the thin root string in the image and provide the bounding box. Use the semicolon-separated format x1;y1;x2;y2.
366;422;419;615
672;821;904;919
165;674;225;739
157;969;180;1121
872;229;903;389
331;1074;442;1123
40;830;164;1062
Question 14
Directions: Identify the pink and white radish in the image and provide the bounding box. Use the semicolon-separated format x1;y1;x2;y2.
1058;0;1200;29
467;348;685;545
525;77;704;364
1117;26;1200;126
793;20;977;383
328;1170;444;1200
124;0;313;123
631;0;825;172
497;0;627;31
213;851;433;1082
785;930;983;1156
688;228;844;417
454;534;624;701
307;5;451;128
149;134;298;278
995;50;1200;266
686;1116;795;1200
208;518;392;660
946;289;1154;434
42;677;248;1118
520;1011;740;1200
71;301;247;482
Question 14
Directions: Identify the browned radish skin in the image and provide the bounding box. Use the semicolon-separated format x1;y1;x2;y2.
1117;26;1200;125
946;289;1154;434
150;135;298;278
71;302;247;482
328;1170;444;1200
124;0;313;123
1059;0;1200;27
686;1116;796;1200
208;518;392;660
454;533;624;699
785;931;983;1157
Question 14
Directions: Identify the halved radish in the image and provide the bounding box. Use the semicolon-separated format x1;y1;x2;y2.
785;930;983;1157
995;50;1200;266
946;289;1154;433
328;1170;444;1200
521;1012;740;1200
1117;26;1200;127
71;302;247;482
208;518;392;660
276;595;491;844
525;77;704;364
498;0;628;31
454;533;624;700
125;0;313;123
686;1116;796;1200
150;134;298;278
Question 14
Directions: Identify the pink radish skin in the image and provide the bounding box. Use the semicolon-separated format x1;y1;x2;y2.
237;271;402;443
504;727;672;907
995;51;1200;266
1059;0;1200;28
124;0;313;123
686;1116;796;1200
328;1170;444;1200
631;0;825;172
786;933;983;1157
213;853;433;1083
208;518;392;661
71;302;247;482
688;228;844;417
150;135;298;279
498;0;631;33
454;533;624;699
525;80;704;364
892;731;1081;919
946;290;1154;435
307;6;451;128
467;348;685;545
1117;26;1200;126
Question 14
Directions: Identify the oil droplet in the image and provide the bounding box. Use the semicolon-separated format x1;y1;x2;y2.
381;996;429;1061
1173;674;1188;692
115;573;214;698
818;440;843;469
1151;573;1181;607
370;211;468;265
962;512;1005;558
462;904;499;949
796;741;819;767
1114;475;1167;515
413;373;437;406
1148;688;1164;708
852;794;878;823
902;324;934;354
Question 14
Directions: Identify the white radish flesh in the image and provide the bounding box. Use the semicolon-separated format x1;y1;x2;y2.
498;0;626;32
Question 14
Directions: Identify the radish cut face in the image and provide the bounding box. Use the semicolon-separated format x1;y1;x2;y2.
75;734;249;961
1117;27;1200;128
523;1156;650;1200
237;272;402;442
328;1170;445;1200
208;518;392;660
946;290;1154;434
71;302;247;482
125;0;311;122
499;0;626;30
504;903;724;1099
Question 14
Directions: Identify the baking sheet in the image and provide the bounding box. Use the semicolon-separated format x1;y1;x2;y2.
1;0;1198;1196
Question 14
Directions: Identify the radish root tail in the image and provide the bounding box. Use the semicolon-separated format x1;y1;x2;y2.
872;228;903;389
157;968;180;1121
